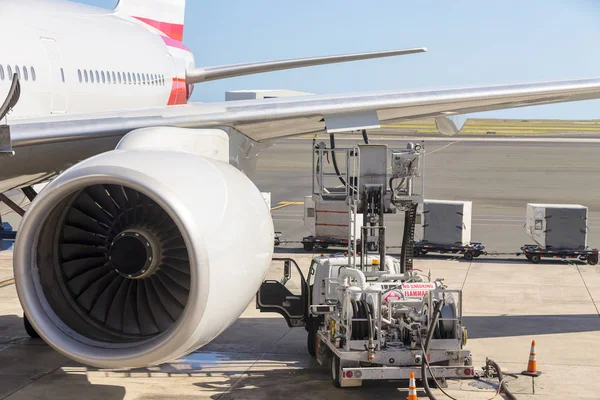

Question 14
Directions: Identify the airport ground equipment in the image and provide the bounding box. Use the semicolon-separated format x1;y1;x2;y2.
413;241;486;261
258;140;476;388
422;200;472;246
302;139;424;268
525;203;588;250
256;254;474;388
520;244;598;265
274;232;282;247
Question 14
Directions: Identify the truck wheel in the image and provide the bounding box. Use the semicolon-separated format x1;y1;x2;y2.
23;315;40;338
303;243;314;252
588;254;598;266
331;354;341;388
463;252;474;261
530;254;541;264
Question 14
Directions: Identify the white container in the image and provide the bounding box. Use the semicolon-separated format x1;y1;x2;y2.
422;200;472;246
304;196;363;240
525;203;587;249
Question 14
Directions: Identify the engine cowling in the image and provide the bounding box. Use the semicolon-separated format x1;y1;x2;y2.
13;128;274;369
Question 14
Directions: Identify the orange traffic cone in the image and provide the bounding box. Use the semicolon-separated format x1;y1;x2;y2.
522;340;542;377
408;371;418;400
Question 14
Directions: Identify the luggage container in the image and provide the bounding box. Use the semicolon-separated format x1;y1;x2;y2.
422;200;472;246
525;203;587;250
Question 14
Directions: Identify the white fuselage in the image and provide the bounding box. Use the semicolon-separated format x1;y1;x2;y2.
0;0;196;197
0;0;194;120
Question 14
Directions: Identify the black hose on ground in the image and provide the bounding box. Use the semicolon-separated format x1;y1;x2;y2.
486;358;518;400
421;300;444;400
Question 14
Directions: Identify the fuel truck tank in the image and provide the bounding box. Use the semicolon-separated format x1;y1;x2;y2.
13;128;274;369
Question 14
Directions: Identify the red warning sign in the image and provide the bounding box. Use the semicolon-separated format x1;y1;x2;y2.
401;283;436;298
383;290;402;303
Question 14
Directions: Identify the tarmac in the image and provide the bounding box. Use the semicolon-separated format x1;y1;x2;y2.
1;249;600;399
1;135;600;399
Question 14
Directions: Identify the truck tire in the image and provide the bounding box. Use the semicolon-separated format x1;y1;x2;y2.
463;251;474;261
331;354;341;388
588;254;598;266
23;315;40;338
530;254;541;264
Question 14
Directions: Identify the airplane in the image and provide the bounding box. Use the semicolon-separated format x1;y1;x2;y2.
3;0;600;370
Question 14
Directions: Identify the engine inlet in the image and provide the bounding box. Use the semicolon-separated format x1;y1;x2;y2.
38;184;191;342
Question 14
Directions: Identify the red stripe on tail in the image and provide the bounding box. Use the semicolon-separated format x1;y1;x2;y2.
134;16;184;42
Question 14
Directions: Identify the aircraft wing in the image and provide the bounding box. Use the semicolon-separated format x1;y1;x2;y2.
8;77;600;146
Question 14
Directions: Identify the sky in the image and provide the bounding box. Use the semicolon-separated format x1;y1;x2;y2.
79;0;600;119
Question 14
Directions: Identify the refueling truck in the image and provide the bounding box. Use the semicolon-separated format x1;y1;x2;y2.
256;141;476;388
257;254;473;387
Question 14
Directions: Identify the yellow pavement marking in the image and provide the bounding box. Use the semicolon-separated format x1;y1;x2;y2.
271;201;304;211
0;278;15;289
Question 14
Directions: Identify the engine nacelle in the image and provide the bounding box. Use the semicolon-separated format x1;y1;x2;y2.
13;128;274;369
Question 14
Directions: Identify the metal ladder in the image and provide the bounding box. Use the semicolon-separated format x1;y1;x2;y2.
400;203;418;272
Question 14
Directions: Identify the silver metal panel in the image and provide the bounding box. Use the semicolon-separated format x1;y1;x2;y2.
358;144;387;190
341;366;474;380
324;111;380;133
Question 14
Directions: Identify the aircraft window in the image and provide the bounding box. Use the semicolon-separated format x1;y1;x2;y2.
84;70;88;83
15;66;20;77
0;65;4;80
90;70;94;83
142;73;146;85
112;71;116;84
118;72;122;84
101;71;106;83
31;66;36;81
78;69;82;82
61;68;65;83
127;72;131;84
107;71;111;84
23;66;28;81
7;65;12;77
137;73;141;84
94;70;99;83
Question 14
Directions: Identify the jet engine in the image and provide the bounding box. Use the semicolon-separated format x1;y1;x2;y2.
13;128;274;369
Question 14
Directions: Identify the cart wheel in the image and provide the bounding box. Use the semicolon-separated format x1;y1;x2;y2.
23;315;40;338
463;252;474;261
530;254;541;264
331;354;341;388
473;251;482;258
588;254;599;266
303;243;314;252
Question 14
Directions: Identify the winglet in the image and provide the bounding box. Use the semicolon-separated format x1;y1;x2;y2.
186;47;427;84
